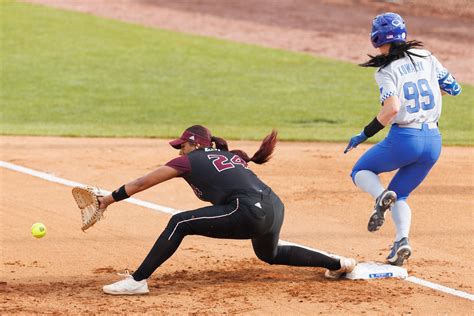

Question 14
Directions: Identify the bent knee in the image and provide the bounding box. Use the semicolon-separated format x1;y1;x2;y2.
256;253;276;265
167;213;186;228
254;249;277;265
163;213;191;239
395;195;409;202
350;169;360;184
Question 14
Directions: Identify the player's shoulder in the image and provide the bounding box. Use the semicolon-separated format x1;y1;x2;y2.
410;48;442;67
374;65;394;79
408;48;432;57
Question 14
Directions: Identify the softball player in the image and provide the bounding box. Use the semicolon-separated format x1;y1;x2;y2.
344;12;461;266
99;125;356;295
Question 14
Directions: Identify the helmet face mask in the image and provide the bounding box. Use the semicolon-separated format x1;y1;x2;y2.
370;12;407;48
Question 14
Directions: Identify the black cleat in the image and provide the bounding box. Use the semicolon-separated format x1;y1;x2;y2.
367;190;397;232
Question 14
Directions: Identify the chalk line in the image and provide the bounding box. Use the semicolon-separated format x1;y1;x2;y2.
0;161;178;215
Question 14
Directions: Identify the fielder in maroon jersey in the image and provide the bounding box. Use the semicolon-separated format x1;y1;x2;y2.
99;125;356;295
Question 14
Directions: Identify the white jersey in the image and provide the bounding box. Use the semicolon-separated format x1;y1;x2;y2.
375;49;447;126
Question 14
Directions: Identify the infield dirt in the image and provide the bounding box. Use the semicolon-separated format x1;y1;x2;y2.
3;0;474;314
1;136;473;314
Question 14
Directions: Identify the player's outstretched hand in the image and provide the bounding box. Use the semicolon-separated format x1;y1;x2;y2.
72;186;107;231
344;132;368;154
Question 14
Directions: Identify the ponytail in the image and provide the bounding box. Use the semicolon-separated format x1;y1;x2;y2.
211;130;278;165
245;129;278;164
359;40;426;69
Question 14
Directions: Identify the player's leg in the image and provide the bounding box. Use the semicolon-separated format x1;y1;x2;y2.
384;200;412;266
351;134;421;232
353;170;385;199
351;136;408;191
388;133;442;201
132;198;266;281
386;135;442;265
391;200;412;243
354;169;398;232
386;162;441;266
251;192;355;279
103;198;266;294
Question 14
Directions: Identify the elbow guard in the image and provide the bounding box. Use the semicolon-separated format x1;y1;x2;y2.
438;72;462;96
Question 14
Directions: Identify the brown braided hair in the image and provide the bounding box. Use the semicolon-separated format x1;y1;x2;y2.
211;130;278;165
183;125;278;164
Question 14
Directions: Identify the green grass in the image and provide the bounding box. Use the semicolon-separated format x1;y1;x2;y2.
1;1;473;144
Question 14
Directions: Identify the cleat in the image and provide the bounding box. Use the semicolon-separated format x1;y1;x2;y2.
368;190;397;232
103;271;149;295
386;237;412;266
325;257;357;279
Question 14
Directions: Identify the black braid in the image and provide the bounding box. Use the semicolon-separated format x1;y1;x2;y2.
360;40;427;70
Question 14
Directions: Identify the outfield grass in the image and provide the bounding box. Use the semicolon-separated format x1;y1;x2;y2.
1;1;472;144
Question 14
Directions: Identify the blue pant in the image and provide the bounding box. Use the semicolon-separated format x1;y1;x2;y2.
351;124;442;200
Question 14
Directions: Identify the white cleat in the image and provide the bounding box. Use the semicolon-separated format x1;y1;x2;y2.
103;271;149;295
325;257;357;279
386;237;412;266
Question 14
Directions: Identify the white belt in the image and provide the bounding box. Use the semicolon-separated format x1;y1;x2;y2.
395;122;438;129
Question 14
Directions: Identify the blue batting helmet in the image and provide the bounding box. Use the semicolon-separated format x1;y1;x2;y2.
370;12;407;48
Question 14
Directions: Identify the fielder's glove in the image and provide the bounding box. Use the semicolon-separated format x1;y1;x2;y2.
344;131;368;153
72;186;107;231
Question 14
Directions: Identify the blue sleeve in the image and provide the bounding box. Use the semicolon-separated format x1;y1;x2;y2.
438;71;462;96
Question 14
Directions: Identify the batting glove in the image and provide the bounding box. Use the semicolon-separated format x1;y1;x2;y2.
344;131;368;154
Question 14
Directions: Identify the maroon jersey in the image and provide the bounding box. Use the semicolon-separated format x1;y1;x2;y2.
166;148;269;205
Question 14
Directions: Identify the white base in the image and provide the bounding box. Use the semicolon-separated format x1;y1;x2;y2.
345;261;408;280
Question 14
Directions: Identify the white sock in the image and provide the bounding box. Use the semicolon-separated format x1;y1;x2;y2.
353;170;385;199
391;200;412;241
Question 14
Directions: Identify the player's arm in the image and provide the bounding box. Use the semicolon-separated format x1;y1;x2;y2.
376;96;400;125
344;96;399;154
344;69;401;153
123;166;179;195
100;166;180;207
438;71;462;96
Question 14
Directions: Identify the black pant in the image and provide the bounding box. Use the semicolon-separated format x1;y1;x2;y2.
133;189;340;281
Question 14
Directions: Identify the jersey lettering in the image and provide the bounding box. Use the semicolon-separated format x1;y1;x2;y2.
189;183;203;199
397;61;424;76
207;154;248;172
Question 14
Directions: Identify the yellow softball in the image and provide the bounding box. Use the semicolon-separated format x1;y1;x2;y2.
31;223;46;238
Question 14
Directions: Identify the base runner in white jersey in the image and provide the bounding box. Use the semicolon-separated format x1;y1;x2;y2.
344;12;462;266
